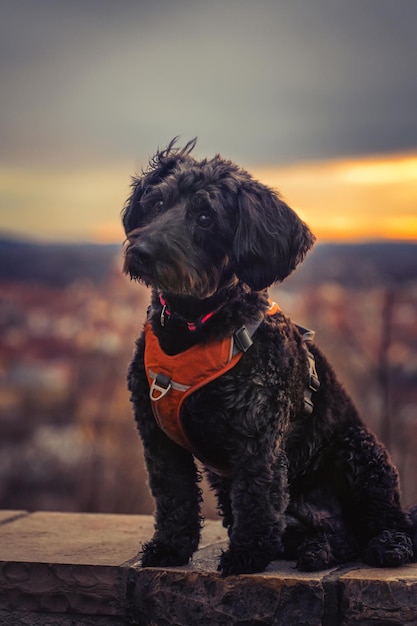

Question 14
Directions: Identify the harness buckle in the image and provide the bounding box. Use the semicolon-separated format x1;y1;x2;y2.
234;326;253;353
304;395;314;415
307;352;320;392
150;373;172;401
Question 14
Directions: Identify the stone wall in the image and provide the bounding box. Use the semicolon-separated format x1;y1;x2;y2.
0;511;416;625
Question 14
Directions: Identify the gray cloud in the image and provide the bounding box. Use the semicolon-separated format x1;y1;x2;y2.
1;0;416;168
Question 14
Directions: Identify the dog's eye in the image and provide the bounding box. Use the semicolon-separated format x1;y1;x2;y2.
196;212;213;228
153;200;164;213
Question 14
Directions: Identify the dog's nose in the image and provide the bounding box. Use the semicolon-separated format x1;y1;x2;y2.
132;240;153;266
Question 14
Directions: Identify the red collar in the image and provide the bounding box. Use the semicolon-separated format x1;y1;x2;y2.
159;294;222;332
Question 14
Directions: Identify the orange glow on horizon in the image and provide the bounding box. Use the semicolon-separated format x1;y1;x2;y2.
252;151;417;243
93;221;125;244
1;151;417;244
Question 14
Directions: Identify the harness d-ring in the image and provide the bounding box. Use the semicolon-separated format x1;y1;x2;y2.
149;373;172;401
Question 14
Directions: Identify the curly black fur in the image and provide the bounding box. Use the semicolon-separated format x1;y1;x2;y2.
122;138;416;576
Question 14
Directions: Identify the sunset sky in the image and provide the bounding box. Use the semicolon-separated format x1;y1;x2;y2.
1;0;417;244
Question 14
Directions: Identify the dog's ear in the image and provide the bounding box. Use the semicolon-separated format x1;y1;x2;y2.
122;137;197;235
232;183;315;290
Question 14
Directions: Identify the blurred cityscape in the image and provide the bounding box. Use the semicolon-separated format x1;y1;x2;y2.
0;237;416;519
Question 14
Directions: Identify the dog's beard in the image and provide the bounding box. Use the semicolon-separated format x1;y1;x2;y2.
124;253;232;299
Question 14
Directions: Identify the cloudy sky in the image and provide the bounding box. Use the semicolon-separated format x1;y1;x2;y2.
1;0;417;242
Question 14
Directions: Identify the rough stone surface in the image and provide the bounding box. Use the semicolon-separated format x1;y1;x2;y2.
0;511;416;625
132;565;327;626
339;564;417;625
0;511;150;566
0;511;147;622
0;611;124;625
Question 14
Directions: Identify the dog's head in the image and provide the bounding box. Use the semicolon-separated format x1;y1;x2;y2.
122;139;315;297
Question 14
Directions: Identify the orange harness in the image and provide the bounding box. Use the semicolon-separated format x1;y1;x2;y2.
144;301;281;454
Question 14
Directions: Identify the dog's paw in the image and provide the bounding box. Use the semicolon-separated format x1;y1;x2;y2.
363;531;414;567
217;547;270;577
297;538;334;572
141;540;191;568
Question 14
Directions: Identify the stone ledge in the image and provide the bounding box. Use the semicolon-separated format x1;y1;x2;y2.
0;511;416;625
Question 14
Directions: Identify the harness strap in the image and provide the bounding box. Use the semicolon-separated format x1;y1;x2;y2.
295;324;320;414
148;320;262;404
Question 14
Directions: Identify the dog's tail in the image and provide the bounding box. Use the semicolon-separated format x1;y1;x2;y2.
409;504;417;558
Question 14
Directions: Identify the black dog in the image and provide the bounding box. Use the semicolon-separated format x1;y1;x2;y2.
122;138;416;576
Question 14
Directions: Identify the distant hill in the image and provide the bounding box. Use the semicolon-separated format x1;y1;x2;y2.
0;236;120;287
0;235;416;289
283;241;417;290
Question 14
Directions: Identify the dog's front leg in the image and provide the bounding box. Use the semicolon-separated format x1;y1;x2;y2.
140;431;203;567
128;340;202;568
218;445;289;576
